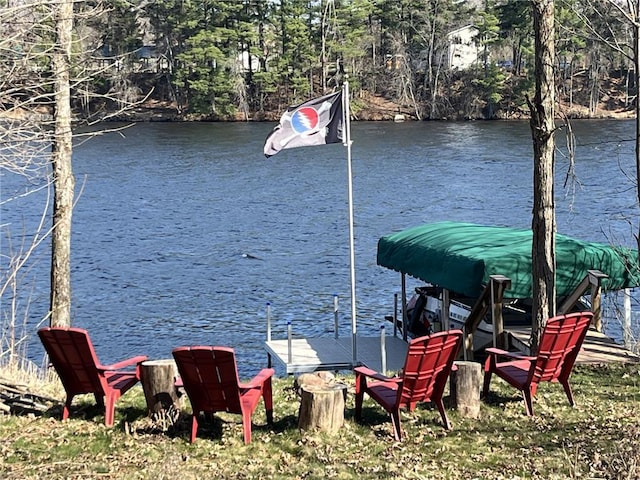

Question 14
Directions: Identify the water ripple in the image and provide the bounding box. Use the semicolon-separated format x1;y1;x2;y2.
3;120;639;377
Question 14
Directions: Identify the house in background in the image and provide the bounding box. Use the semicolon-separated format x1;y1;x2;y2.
238;50;261;73
447;25;479;70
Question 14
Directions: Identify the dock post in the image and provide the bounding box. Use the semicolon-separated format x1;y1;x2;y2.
334;294;339;339
462;324;469;361
380;325;387;374
393;293;398;337
624;289;632;348
442;288;450;330
266;302;272;342
287;320;292;365
401;274;408;341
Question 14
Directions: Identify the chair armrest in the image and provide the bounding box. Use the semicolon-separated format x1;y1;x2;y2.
240;368;275;389
485;348;535;362
354;366;397;383
98;355;148;372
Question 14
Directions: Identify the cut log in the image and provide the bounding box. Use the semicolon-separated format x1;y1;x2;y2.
449;360;482;419
140;359;181;419
298;383;347;434
294;371;335;394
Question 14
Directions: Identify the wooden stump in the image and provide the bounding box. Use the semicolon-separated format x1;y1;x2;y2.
296;372;347;434
140;359;181;420
449;360;482;419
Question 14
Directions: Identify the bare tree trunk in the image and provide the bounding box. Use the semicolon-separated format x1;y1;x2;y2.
528;0;556;354
588;64;600;115
50;0;75;327
634;1;640;253
320;0;331;93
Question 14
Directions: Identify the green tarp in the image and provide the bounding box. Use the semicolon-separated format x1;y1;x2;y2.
377;221;640;299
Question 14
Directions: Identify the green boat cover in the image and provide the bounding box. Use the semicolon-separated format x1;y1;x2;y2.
377;221;640;299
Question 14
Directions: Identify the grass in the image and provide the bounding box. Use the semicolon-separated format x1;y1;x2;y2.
1;363;640;479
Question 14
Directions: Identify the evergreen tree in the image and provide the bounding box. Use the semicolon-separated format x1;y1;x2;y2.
474;1;503;117
496;0;534;76
5;0;631;119
167;0;244;116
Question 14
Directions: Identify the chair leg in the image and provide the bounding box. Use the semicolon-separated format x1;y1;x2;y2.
561;380;575;406
435;398;451;430
62;396;73;420
523;388;534;416
482;355;496;398
190;414;199;443
481;371;492;398
263;379;274;425
390;410;402;441
242;410;253;445
104;393;118;427
354;374;365;421
355;391;364;421
265;406;274;425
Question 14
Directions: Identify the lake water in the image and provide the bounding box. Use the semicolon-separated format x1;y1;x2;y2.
2;120;638;377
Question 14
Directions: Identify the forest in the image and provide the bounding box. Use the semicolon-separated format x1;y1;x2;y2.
2;0;639;122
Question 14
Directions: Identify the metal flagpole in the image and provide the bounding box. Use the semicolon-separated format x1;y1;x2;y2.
342;79;357;365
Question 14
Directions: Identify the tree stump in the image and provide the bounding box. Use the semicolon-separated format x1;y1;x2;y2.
449;360;482;419
140;359;182;421
296;372;347;434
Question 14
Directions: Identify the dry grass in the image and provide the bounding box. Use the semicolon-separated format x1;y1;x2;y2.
0;359;64;401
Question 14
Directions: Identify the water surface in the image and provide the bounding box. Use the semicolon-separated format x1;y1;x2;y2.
2;120;638;376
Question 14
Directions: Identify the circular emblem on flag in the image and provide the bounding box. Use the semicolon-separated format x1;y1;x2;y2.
291;107;319;134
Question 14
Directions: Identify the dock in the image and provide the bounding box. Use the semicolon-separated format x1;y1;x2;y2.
265;326;639;376
265;335;409;375
507;327;640;364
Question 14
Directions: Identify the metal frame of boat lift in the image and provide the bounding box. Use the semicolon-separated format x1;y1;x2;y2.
404;269;609;360
263;269;635;374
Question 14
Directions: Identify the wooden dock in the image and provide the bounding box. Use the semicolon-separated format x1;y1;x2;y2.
507;327;640;364
265;335;409;375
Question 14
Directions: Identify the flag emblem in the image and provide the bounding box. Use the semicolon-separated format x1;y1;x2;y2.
263;91;343;157
291;108;319;134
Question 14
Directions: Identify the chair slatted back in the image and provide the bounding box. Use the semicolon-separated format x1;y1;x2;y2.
38;327;105;396
399;329;463;408
172;346;243;415
531;312;593;384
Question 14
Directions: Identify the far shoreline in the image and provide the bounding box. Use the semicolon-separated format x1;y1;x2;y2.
3;100;635;124
110;107;635;123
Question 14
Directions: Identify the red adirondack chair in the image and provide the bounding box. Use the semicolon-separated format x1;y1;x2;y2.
354;329;463;441
172;346;275;444
482;311;593;415
38;327;147;426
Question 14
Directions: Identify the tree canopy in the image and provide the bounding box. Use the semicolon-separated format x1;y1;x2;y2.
3;0;638;121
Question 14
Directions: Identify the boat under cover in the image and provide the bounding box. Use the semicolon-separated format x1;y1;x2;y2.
377;221;640;299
